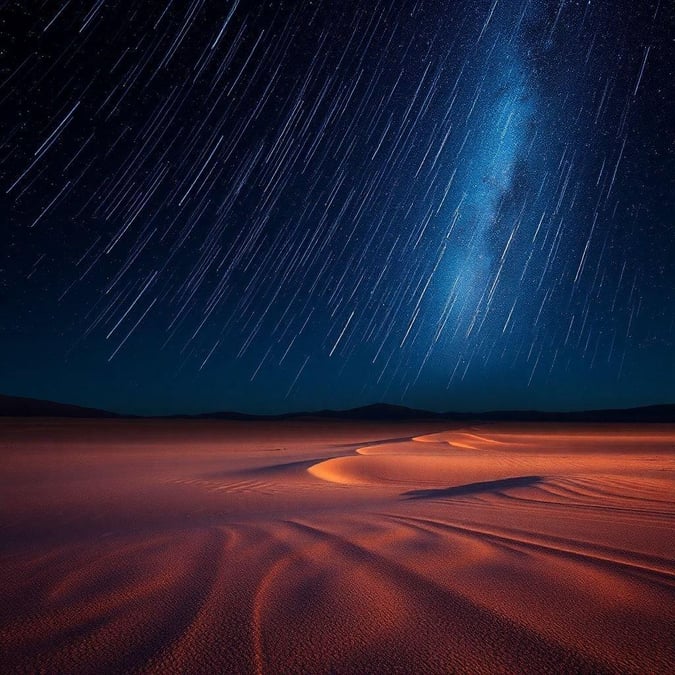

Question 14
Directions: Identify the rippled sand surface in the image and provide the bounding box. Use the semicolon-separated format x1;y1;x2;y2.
1;419;674;674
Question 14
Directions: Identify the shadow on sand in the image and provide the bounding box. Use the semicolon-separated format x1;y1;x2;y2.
402;475;543;500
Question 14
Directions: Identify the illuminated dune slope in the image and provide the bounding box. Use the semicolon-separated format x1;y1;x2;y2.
1;420;673;673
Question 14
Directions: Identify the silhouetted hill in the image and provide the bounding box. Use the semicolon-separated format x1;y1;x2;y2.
0;394;121;418
174;402;441;421
124;401;675;422
307;403;444;420
466;405;675;423
291;403;675;422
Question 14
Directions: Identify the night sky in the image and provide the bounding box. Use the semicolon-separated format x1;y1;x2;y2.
1;0;673;415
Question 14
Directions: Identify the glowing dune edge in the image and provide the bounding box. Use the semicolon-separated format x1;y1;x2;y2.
1;420;674;673
309;427;675;487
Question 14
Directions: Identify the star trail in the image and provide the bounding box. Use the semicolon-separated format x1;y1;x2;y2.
1;0;673;414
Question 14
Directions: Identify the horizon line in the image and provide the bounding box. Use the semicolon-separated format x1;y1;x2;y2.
1;392;673;420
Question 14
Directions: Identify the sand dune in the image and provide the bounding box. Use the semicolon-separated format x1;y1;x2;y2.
1;419;673;673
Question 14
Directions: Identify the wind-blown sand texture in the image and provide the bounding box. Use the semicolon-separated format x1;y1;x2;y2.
1;419;674;674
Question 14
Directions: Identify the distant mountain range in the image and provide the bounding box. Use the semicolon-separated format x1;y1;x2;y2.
1;393;674;422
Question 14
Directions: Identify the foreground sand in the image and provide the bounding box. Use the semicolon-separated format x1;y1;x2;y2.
1;419;673;674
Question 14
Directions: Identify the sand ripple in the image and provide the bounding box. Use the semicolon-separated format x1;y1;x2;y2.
1;420;673;673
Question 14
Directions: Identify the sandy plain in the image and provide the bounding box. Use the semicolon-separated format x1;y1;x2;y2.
1;418;674;674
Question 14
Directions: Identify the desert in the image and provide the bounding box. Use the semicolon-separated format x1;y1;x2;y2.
3;1;672;673
1;418;673;673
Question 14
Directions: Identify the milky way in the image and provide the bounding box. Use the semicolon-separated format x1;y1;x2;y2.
1;0;673;414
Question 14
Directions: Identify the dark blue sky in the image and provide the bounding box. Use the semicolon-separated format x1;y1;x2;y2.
1;0;673;415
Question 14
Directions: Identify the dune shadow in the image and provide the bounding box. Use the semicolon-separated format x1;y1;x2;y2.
244;458;324;476
402;475;543;500
202;458;329;480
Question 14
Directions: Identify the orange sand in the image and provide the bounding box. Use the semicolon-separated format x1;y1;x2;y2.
1;419;673;673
